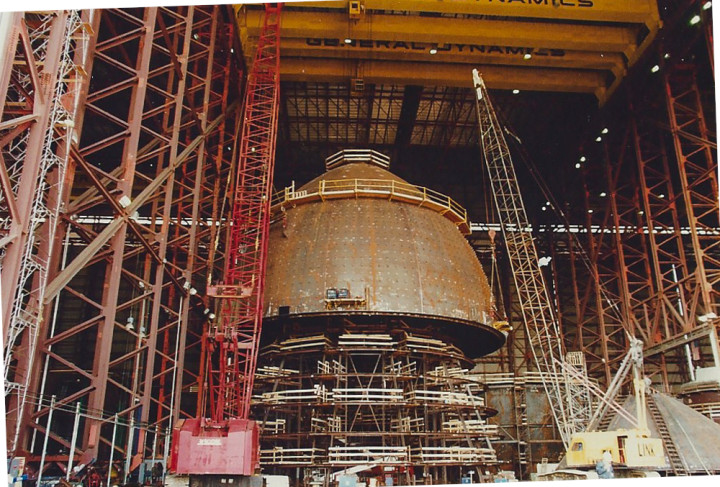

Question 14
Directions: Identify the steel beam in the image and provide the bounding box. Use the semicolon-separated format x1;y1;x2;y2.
278;58;608;96
644;323;716;357
135;7;198;469
78;7;158;463
241;9;639;54
293;0;660;25
278;38;626;77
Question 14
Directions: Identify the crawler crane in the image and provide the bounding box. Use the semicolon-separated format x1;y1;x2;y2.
472;70;666;480
167;5;281;487
557;336;664;478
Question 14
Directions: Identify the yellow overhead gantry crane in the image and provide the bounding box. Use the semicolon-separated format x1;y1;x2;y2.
236;0;662;102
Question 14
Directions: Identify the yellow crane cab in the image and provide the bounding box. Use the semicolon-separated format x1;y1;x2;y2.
559;345;667;478
565;429;665;469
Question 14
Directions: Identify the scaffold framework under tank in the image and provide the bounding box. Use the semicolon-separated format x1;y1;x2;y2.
253;318;500;485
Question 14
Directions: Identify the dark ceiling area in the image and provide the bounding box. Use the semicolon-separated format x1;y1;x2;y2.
258;1;715;233
270;5;712;232
273;84;597;224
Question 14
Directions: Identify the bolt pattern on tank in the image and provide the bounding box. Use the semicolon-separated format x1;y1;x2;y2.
253;150;506;486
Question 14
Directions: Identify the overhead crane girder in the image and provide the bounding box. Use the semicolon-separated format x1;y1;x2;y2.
296;0;661;26
278;58;609;100
241;9;640;53
235;2;660;101
278;37;626;75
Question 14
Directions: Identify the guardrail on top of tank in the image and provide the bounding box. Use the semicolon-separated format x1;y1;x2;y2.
325;149;390;170
270;178;470;234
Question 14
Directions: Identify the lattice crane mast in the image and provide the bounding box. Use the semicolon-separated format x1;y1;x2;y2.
169;4;281;480
472;70;591;449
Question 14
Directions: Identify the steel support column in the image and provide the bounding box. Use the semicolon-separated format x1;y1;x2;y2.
665;64;719;318
575;156;626;385
664;62;720;372
625;89;695;387
1;10;94;454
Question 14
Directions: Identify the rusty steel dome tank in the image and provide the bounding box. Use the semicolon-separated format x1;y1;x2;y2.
263;149;504;357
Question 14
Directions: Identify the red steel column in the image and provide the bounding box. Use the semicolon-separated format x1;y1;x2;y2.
18;10;101;461
628;91;696;386
79;9;158;463
664;64;719;318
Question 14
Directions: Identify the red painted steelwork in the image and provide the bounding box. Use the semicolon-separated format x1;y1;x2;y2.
170;4;281;476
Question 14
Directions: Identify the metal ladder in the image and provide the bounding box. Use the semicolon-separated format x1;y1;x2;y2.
646;394;688;476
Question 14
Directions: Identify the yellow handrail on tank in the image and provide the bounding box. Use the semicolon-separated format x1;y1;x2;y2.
270;178;470;234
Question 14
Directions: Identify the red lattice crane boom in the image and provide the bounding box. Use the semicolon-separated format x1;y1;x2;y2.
169;4;281;478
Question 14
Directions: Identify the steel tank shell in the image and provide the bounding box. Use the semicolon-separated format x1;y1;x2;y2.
263;159;504;356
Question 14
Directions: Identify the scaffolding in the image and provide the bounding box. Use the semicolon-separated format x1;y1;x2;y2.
1;9;94;453
253;321;499;485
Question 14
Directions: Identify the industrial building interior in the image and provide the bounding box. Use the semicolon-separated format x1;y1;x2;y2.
2;0;720;485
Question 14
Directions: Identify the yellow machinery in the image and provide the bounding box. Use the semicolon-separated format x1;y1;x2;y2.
565;429;664;470
546;337;667;479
